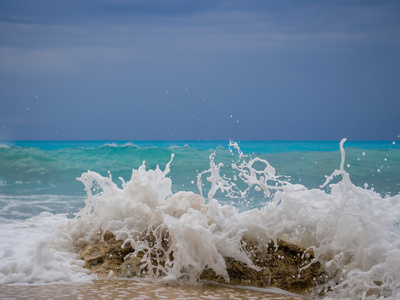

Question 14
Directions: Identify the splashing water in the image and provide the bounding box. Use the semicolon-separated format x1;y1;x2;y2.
1;140;399;299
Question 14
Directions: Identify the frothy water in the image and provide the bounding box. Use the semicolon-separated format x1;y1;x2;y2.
0;140;399;299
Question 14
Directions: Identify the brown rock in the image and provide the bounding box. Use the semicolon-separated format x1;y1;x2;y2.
79;232;326;295
119;256;142;278
200;239;324;294
79;232;134;277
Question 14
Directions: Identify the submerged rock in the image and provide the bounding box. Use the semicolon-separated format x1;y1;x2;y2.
79;232;326;294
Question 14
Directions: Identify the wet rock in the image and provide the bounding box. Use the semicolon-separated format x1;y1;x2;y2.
79;232;134;277
201;239;324;294
119;256;142;278
79;232;325;294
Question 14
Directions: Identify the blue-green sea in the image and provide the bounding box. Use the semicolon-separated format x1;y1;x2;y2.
0;140;398;219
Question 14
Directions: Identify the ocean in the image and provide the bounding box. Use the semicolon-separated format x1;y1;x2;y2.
0;140;399;299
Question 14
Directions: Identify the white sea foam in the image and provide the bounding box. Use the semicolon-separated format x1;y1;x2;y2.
1;140;399;299
0;143;11;149
0;212;94;285
99;142;137;148
55;154;256;283
0;195;86;219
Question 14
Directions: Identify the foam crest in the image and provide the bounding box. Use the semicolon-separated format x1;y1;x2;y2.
242;140;400;298
197;141;280;201
57;153;260;284
58;156;174;248
0;143;11;149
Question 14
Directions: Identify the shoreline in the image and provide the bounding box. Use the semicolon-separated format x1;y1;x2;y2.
0;279;306;300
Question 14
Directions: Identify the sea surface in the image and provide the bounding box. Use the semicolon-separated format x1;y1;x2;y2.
0;140;399;299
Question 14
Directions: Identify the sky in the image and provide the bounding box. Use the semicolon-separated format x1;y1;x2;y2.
1;0;399;141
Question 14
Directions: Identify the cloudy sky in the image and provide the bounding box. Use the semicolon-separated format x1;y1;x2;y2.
1;0;399;141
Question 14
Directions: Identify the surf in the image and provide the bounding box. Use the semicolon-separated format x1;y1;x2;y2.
0;139;399;299
57;140;400;297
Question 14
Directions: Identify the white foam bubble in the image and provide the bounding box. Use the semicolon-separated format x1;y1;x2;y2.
0;212;94;285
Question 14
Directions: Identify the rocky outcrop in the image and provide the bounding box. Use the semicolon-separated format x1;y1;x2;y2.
79;232;326;295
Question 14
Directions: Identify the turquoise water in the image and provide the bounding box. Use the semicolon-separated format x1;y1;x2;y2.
4;140;399;152
1;140;399;219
